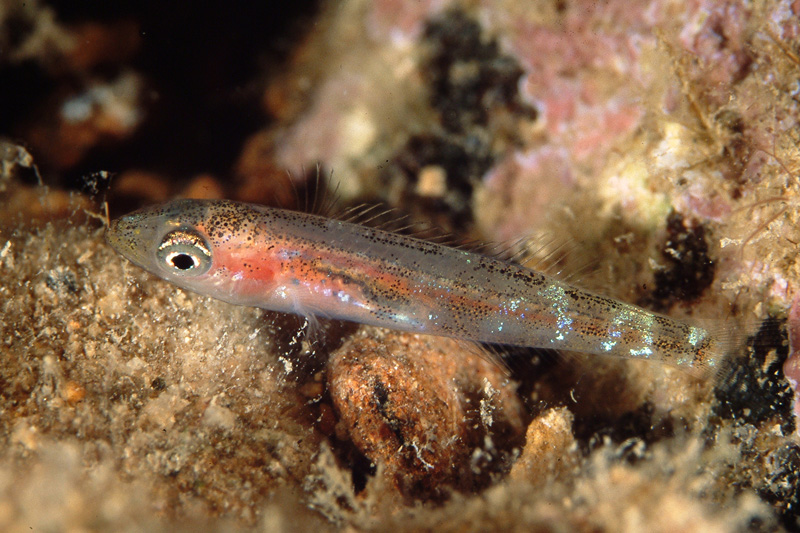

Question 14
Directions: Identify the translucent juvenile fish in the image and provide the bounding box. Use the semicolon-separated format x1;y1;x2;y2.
106;199;728;374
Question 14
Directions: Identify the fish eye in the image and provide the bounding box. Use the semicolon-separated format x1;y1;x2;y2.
156;229;212;276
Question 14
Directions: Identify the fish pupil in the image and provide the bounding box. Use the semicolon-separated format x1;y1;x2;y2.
171;253;196;270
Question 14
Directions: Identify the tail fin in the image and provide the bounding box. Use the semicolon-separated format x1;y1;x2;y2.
693;317;761;382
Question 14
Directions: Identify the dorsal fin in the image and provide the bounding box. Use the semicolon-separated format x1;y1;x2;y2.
277;170;604;286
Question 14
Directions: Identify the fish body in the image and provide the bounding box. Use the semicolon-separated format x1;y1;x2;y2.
107;199;725;372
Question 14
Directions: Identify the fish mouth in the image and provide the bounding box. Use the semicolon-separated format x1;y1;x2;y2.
104;216;126;252
105;213;154;269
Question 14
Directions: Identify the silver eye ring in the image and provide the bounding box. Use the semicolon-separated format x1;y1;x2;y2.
156;229;212;276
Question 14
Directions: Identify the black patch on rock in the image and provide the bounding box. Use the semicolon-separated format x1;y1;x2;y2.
422;9;536;134
643;211;715;311
383;8;536;231
759;442;800;531
712;317;794;435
